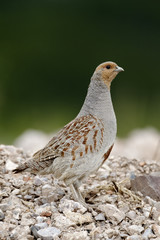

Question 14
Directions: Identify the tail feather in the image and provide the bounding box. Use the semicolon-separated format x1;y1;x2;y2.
13;158;34;174
13;153;57;174
13;163;29;173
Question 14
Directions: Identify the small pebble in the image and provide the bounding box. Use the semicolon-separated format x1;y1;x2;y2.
42;184;53;197
126;211;137;220
126;234;141;240
24;195;32;200
142;228;154;239
34;222;48;230
0;209;5;220
36;216;46;223
95;213;105;221
33;176;43;186
12;189;20;195
127;225;144;235
0;203;9;212
152;224;160;237
37;227;61;240
62;231;89;240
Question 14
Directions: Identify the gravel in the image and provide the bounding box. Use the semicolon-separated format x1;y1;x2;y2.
0;128;160;239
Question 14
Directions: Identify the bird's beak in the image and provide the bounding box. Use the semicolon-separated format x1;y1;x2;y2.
114;66;124;72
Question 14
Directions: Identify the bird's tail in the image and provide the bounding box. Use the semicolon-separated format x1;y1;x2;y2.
13;158;32;174
13;165;27;173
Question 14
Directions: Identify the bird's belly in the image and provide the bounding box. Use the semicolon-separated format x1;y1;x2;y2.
49;120;116;183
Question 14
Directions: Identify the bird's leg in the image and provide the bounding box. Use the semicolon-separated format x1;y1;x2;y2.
70;182;97;210
74;179;99;207
70;183;89;208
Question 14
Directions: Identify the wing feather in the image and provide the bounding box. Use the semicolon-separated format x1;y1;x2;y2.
35;114;104;163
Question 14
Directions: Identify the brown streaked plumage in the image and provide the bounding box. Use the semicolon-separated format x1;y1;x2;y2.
102;144;114;166
13;61;124;208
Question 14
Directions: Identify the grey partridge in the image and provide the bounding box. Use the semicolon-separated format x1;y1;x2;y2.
13;61;124;207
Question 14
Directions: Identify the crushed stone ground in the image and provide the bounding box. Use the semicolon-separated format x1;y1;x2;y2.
0;128;160;240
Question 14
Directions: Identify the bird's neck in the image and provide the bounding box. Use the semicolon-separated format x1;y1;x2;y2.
77;75;115;120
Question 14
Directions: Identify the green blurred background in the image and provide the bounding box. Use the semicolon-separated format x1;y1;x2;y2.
0;0;160;144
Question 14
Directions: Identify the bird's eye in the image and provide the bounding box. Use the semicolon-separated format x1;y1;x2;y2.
106;65;111;69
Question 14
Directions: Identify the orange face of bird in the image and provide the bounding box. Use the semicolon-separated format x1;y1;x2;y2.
95;61;124;89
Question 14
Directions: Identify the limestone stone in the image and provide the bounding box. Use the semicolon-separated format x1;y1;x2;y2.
0;209;5;220
127;225;144;235
42;184;53;196
152;224;160;237
54;213;75;228
62;231;89;240
37;227;61;240
131;175;160;201
5;159;18;171
126;211;137;220
95;213;105;221
64;210;93;225
59;199;87;214
21;213;35;226
98;204;125;223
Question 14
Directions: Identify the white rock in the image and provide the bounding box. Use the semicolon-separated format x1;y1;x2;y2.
13;208;21;220
11;178;25;188
142;228;154;239
37;227;61;240
85;222;96;231
4;196;24;211
0;203;9;212
34;222;48;230
143;206;151;218
62;231;89;240
118;202;130;213
21;213;35;226
54;213;75;228
42;193;59;203
98;204;125;223
0;209;5;220
35;205;51;215
90;226;104;239
36;216;46;223
50;204;58;213
127;225;144;235
126;211;137;220
12;189;20;195
34;176;43;186
152;224;160;237
24;195;32;200
144;196;156;205
5;159;18;171
95;213;105;221
42;184;53;196
64;210;93;225
143;211;150;218
133;215;145;225
105;229;119;238
126;235;141;240
155;201;160;211
59;199;87;214
10;225;31;240
9;218;18;225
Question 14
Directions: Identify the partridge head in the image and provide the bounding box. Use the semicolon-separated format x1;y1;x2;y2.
13;61;124;208
95;61;124;88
